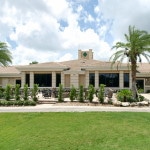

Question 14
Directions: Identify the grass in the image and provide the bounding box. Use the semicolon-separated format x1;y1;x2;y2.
0;112;150;150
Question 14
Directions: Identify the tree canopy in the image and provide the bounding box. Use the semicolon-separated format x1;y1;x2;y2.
0;42;12;66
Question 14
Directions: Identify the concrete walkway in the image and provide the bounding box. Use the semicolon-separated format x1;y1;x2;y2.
0;104;150;112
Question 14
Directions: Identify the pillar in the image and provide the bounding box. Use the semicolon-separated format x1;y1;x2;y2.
129;71;132;89
21;72;25;88
119;71;124;89
30;72;34;88
61;72;64;87
52;72;56;88
85;71;89;88
95;71;99;88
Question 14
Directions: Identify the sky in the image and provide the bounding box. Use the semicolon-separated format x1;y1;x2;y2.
0;0;150;65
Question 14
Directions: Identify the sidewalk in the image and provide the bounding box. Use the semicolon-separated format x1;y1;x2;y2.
0;104;150;112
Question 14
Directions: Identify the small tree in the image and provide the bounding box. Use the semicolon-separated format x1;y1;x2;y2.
69;85;76;102
117;89;132;102
23;84;29;101
110;26;150;99
58;84;64;102
4;84;12;101
98;84;105;104
78;85;84;102
88;84;95;102
31;84;39;102
15;84;20;101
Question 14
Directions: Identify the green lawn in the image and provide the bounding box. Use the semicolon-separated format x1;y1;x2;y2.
0;112;150;150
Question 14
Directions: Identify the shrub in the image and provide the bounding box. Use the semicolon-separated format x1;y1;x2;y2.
6;101;14;106
15;84;20;101
23;84;29;100
78;85;84;102
117;89;132;102
4;84;12;101
138;88;144;94
16;100;24;106
58;84;64;102
0;100;36;106
139;95;145;101
98;84;105;104
28;100;36;106
31;84;39;102
69;85;76;102
88;84;95;102
0;87;5;98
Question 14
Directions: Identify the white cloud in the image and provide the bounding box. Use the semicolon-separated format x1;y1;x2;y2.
97;0;150;42
0;0;150;65
58;53;73;62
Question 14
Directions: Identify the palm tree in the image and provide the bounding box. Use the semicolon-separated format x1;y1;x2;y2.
0;42;12;66
110;26;150;99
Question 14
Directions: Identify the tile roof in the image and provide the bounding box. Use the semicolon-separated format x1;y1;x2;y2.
0;60;149;75
0;66;20;76
137;63;150;73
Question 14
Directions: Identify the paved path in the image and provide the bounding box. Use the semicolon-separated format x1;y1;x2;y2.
0;104;150;112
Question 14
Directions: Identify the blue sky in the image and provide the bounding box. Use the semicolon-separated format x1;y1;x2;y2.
0;0;150;65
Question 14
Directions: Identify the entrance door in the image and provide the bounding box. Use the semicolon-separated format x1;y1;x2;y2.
136;79;144;90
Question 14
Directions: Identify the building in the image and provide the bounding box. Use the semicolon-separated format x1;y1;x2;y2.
0;49;150;92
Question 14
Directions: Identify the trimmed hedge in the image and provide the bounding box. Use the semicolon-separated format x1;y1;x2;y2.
0;100;36;106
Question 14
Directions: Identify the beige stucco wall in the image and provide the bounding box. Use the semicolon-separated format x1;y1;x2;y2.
0;77;19;87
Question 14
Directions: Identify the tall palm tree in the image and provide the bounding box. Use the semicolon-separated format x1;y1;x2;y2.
110;26;150;99
0;42;12;66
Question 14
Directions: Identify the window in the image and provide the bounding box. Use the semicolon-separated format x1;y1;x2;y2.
16;80;21;87
89;73;95;87
56;73;61;87
34;74;52;87
124;73;129;87
99;73;119;87
25;74;30;86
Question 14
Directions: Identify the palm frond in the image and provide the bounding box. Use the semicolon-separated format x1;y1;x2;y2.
0;42;12;66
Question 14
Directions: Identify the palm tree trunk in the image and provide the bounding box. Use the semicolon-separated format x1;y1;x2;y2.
131;61;137;100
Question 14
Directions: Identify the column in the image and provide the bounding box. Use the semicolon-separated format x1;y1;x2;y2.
129;71;132;89
85;71;89;88
30;72;34;88
119;71;124;89
52;72;56;87
71;73;79;88
95;71;99;88
21;72;25;88
61;72;64;87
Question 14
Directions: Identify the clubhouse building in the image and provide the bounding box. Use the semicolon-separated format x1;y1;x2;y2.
0;49;150;92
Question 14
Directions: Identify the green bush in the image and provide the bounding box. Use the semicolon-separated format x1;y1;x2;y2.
98;84;105;104
23;84;29;100
117;89;132;102
4;84;12;101
58;84;64;102
139;95;145;101
138;88;144;94
16;100;24;106
88;84;95;102
15;84;20;101
0;87;5;98
31;84;39;102
0;100;36;106
78;85;84;102
69;85;76;102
